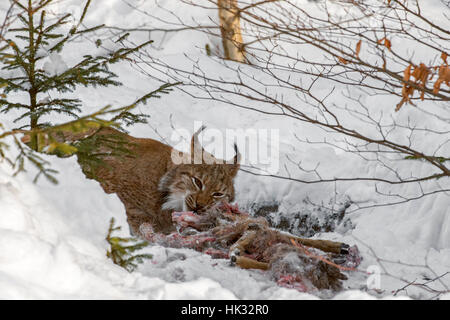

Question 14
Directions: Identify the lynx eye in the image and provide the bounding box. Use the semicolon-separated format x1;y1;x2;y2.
212;192;225;198
191;176;203;190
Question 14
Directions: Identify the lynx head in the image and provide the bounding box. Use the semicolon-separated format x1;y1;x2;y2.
159;126;240;213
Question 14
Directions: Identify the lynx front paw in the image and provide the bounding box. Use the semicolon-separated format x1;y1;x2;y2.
340;243;350;255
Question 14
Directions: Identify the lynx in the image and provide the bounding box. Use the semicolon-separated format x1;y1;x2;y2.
26;126;240;236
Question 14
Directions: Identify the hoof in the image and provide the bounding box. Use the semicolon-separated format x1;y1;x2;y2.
333;256;347;265
340;243;350;255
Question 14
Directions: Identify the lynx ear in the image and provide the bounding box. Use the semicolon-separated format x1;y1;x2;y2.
191;125;216;164
191;125;206;158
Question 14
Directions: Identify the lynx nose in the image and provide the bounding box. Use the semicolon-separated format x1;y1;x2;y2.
193;204;206;213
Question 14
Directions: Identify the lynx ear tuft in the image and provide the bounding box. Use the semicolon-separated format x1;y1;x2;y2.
233;143;241;165
229;143;241;175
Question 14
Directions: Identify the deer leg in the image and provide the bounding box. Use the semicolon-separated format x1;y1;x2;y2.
231;255;269;270
228;231;270;270
290;236;350;255
229;230;257;257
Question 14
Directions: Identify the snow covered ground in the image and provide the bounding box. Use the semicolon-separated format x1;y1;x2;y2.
0;0;448;299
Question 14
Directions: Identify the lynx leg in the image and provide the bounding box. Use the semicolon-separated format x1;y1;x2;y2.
126;208;161;237
127;211;150;237
291;236;350;255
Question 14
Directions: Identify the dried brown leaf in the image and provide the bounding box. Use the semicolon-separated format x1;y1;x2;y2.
403;64;412;82
441;52;448;65
384;38;392;51
355;40;362;58
434;65;450;93
338;57;348;65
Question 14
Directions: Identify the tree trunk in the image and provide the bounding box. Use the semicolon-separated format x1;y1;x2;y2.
218;0;246;63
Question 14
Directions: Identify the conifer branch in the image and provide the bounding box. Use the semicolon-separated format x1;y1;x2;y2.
0;0;177;184
106;217;153;272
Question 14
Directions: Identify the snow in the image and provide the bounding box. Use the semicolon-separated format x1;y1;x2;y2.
43;53;69;76
0;0;448;299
